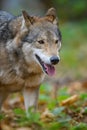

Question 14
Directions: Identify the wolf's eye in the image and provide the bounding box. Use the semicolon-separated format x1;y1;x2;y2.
38;40;44;44
55;40;58;44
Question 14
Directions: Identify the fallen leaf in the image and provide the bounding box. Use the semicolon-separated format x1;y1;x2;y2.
60;95;79;106
40;109;55;122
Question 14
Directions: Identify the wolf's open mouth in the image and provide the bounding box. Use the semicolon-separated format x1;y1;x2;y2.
35;54;55;76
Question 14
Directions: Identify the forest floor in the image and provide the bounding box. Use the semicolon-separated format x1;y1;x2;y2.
1;79;87;130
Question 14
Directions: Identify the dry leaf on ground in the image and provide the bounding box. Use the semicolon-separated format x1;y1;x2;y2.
60;95;79;106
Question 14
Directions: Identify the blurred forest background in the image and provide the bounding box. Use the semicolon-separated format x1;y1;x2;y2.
0;0;87;82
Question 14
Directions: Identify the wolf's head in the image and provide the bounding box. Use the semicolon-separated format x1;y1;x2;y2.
22;8;61;76
12;8;62;76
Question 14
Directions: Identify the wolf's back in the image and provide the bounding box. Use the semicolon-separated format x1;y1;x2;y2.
0;11;14;26
0;11;15;42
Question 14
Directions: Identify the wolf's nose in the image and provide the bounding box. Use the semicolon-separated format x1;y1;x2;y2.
50;56;60;65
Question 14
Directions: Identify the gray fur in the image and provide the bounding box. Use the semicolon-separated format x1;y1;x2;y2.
0;11;15;41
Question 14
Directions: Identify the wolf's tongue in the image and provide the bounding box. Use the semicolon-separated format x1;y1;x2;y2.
44;64;55;76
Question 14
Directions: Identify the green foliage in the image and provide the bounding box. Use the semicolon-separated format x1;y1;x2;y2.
57;21;87;79
48;100;57;110
14;108;41;126
83;107;87;114
52;107;65;115
14;108;26;116
70;123;87;130
80;93;87;101
52;0;87;21
0;113;4;120
47;122;70;130
57;87;70;103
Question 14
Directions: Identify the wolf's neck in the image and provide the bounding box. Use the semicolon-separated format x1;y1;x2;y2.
9;15;23;36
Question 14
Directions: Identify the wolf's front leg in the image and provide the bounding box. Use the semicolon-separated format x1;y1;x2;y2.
23;86;40;114
0;92;8;110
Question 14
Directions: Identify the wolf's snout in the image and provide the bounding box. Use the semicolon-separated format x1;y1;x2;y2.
50;56;59;65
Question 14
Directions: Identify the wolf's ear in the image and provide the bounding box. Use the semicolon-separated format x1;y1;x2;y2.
22;10;35;27
46;8;58;25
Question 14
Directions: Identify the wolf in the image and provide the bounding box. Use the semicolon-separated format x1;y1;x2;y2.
0;8;61;113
